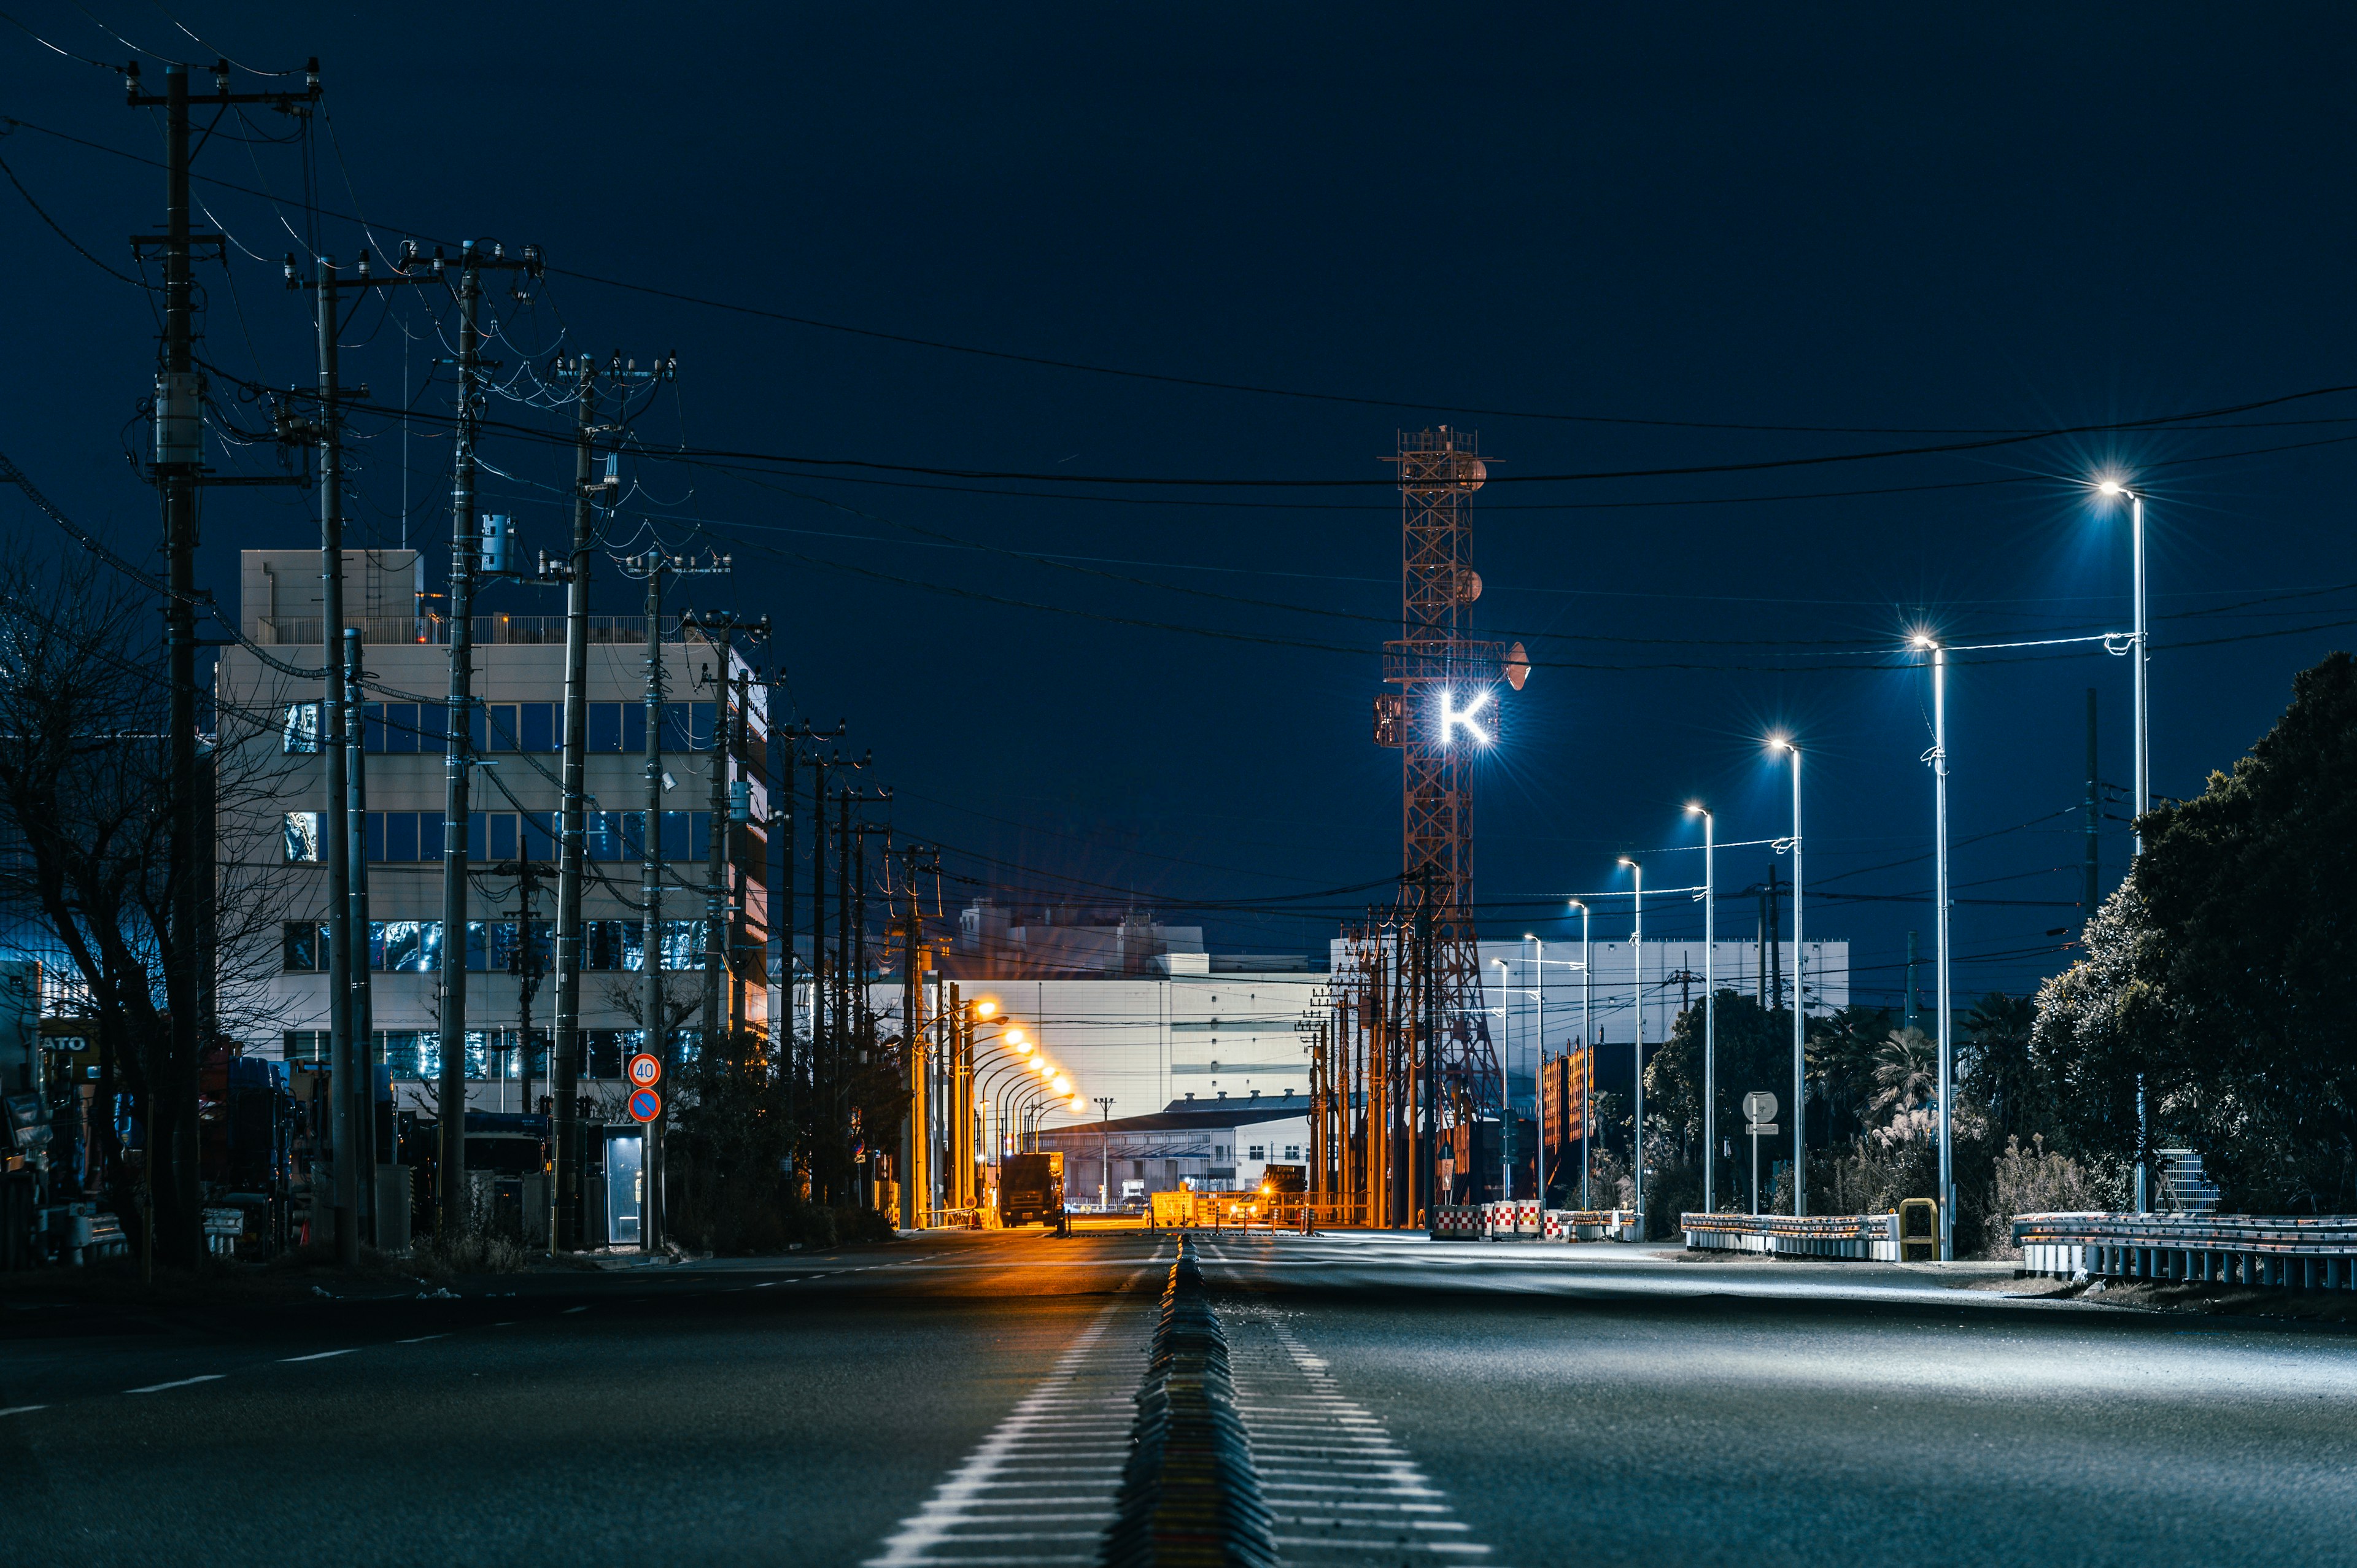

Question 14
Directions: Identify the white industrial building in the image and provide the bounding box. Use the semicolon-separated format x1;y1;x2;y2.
218;548;771;1124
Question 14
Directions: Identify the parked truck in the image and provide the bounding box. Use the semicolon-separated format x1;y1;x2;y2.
998;1152;1064;1227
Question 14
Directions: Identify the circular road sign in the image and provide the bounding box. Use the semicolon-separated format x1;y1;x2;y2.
1741;1091;1778;1123
626;1052;662;1089
627;1087;662;1123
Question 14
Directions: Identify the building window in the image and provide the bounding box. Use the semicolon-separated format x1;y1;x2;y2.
282;702;320;754
1247;1145;1264;1162
1284;1145;1301;1161
282;1029;328;1064
281;921;328;971
283;812;324;863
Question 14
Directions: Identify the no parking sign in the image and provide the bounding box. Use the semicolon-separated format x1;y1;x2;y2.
627;1087;662;1122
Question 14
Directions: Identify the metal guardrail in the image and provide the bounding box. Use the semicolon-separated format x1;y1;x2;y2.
1682;1211;1901;1261
2013;1211;2357;1291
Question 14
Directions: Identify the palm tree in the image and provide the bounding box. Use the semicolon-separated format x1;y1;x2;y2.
1868;1028;1937;1124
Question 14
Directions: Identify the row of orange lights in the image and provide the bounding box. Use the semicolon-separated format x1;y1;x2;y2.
972;997;1086;1116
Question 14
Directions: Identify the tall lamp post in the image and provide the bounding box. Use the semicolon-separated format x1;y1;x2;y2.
1490;956;1512;1209
1686;803;1716;1213
1769;736;1805;1216
1617;858;1644;1234
2096;480;2150;855
1527;933;1542;1211
1914;635;1954;1259
2098;477;2153;1214
1568;900;1592;1212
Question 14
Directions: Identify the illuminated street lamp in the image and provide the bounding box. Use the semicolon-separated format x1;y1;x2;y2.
1913;633;1955;1260
2096;479;2150;855
1617;857;1644;1235
1686;803;1716;1213
1768;735;1805;1216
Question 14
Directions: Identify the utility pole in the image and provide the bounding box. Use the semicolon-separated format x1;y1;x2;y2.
125;55;317;1269
896;843;939;1230
543;352;667;1251
498;859;545;1121
1095;1095;1116;1210
630;549;729;1250
851;811;894;1208
432;237;543;1241
775;720;844;1196
343;628;376;1246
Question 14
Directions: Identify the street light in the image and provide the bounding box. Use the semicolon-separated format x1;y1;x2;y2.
1686;802;1716;1214
1568;899;1592;1212
1768;735;1805;1216
2096;479;2150;855
1914;634;1955;1259
1618;857;1644;1235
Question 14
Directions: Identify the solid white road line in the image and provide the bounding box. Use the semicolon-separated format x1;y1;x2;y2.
280;1349;357;1363
0;1405;48;1416
125;1375;225;1394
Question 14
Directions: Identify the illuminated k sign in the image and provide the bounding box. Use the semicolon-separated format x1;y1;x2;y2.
1437;687;1494;746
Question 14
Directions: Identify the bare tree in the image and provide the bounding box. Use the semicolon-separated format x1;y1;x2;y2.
0;551;303;1267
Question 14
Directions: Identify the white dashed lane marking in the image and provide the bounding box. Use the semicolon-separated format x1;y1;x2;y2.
125;1375;225;1395
1224;1311;1497;1563
862;1257;1159;1567
281;1349;358;1363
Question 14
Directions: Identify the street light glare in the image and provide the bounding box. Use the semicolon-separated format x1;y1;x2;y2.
1685;801;1705;816
1768;733;1796;754
2098;479;2124;496
1618;856;1636;868
975;1000;998;1019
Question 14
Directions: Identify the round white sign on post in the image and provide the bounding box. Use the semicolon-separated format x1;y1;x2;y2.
1741;1091;1778;1123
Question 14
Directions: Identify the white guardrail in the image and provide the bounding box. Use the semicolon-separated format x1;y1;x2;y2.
2014;1211;2357;1292
1430;1203;1639;1242
1682;1211;1901;1261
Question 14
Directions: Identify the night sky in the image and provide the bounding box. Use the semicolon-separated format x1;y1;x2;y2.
4;6;2352;1008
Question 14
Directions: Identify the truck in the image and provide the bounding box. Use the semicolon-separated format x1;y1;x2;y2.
998;1151;1064;1227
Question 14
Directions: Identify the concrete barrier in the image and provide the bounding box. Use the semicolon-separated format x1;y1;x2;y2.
1682;1211;1900;1261
2013;1211;2357;1291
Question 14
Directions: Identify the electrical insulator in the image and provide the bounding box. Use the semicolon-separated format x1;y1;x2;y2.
478;514;512;576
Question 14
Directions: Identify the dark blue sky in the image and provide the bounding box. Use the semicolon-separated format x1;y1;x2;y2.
4;4;2351;1005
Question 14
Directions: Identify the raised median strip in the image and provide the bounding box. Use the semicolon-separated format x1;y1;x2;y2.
1681;1212;1902;1261
1102;1237;1279;1568
2013;1212;2357;1291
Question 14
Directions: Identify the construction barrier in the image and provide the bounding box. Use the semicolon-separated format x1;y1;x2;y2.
1484;1199;1541;1237
1682;1211;1900;1261
2013;1212;2357;1292
1544;1208;1639;1242
1428;1205;1484;1239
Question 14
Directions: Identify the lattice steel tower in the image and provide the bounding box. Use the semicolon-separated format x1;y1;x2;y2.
1375;428;1527;1125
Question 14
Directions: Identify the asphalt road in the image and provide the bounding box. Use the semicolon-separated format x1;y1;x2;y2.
6;1230;2353;1566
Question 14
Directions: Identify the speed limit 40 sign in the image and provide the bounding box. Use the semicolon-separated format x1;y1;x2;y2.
627;1052;662;1089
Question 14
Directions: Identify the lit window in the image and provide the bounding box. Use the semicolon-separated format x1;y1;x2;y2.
283;813;324;863
282;702;321;754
